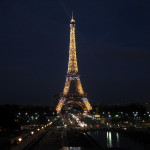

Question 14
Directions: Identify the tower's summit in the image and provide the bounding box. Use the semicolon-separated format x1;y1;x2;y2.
70;12;75;23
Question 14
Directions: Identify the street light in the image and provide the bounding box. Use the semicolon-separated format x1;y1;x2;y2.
18;137;22;142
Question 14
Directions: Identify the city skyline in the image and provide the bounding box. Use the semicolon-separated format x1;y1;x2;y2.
0;0;150;105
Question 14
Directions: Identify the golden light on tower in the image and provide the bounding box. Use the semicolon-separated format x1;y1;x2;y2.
68;14;78;73
56;14;92;114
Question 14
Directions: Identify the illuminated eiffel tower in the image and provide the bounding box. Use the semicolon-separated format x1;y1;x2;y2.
56;14;92;114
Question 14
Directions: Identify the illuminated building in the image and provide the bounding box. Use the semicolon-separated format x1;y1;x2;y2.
56;14;92;114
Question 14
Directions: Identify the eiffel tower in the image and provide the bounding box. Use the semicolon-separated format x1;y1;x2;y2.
56;14;92;114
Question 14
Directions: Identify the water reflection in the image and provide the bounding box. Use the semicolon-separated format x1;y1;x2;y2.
106;131;120;148
90;131;149;150
107;131;112;148
62;147;81;150
116;132;119;147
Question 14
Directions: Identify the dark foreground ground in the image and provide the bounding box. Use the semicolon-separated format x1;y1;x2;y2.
2;128;149;150
27;129;124;150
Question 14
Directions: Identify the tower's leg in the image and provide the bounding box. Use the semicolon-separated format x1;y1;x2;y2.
63;79;71;95
76;79;84;95
82;97;92;112
56;97;66;114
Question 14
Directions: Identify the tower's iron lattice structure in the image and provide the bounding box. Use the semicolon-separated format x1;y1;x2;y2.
56;15;92;114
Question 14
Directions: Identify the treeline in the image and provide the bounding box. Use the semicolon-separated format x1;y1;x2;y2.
94;103;146;114
0;105;55;131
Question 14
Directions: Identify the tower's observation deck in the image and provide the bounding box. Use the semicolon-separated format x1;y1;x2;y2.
56;14;92;114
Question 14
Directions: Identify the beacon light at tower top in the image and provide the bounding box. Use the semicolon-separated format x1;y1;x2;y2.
70;12;75;23
55;14;92;114
71;15;75;23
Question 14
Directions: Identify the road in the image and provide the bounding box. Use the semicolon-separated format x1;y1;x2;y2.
30;130;62;150
28;129;100;150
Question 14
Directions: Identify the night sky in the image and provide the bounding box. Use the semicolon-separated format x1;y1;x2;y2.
0;0;150;105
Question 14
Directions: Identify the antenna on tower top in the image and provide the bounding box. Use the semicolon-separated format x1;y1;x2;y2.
71;11;75;22
72;11;74;19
